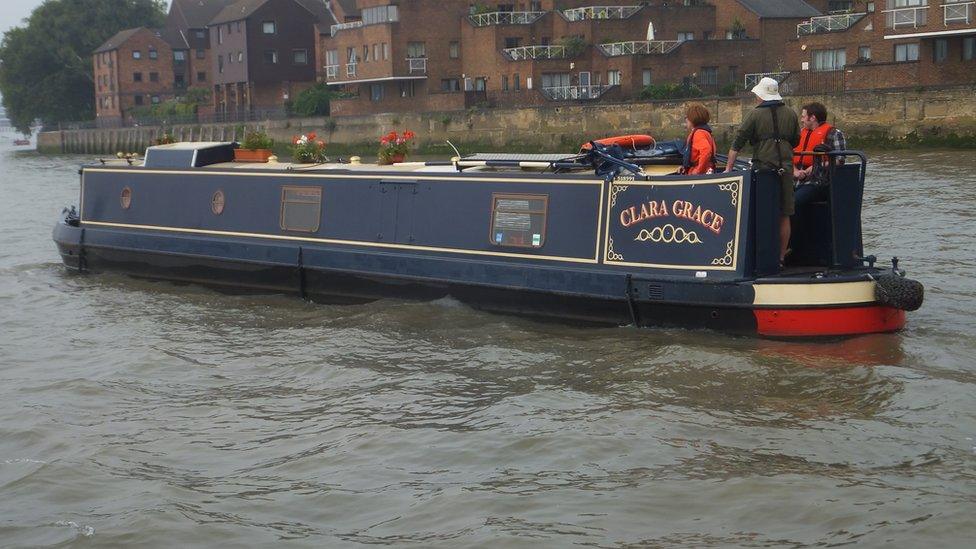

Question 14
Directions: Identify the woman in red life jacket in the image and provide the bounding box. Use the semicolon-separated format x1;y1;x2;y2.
680;103;716;175
793;102;847;208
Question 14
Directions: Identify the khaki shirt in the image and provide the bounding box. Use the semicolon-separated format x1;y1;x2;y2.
731;101;800;172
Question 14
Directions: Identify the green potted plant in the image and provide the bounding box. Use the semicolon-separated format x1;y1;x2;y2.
378;130;415;164
291;132;329;163
234;129;274;162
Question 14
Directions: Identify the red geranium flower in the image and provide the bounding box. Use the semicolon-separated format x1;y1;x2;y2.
308;132;317;141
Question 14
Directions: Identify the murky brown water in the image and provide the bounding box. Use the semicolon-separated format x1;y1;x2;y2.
1;144;974;547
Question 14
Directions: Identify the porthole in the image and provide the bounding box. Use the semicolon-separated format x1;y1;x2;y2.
120;187;132;209
211;189;225;215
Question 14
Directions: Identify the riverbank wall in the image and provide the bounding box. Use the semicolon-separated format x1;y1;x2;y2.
37;86;976;156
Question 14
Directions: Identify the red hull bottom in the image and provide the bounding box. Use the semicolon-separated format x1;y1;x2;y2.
754;306;906;337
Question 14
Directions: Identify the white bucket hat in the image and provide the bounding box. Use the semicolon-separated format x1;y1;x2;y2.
751;77;783;101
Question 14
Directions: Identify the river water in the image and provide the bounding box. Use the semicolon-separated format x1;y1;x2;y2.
0;144;974;548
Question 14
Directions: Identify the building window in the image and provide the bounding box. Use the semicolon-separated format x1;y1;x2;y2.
238;51;243;62
502;75;509;91
196;48;205;59
218;56;224;73
197;71;206;82
120;187;132;209
133;72;142;82
134;95;144;106
895;43;919;62
383;43;389;60
505;37;521;48
490;194;548;248
608;70;621;85
175;74;185;87
867;1;875;12
217;27;223;44
211;190;225;215
441;78;461;92
475;77;486;91
965;37;975;60
407;42;426;58
858;46;871;62
263;21;276;34
264;50;278;64
370;83;384;101
132;50;141;59
293;49;308;64
677;32;694;41
399;80;415;97
151;95;160;104
174;50;186;62
934;39;948;63
148;48;158;59
642;69;652;87
700;67;718;86
361;5;399;25
149;72;159;82
362;45;369;62
279;186;322;233
812;48;846;71
373;43;380;60
450;41;460;59
514;73;521;91
195;30;205;39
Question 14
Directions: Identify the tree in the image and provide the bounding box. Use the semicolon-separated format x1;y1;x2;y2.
0;0;166;133
290;83;334;117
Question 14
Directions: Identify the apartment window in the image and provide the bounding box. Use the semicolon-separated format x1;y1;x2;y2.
490;194;548;248
326;49;339;65
895;43;919;62
677;32;694;41
264;50;278;64
867;1;875;12
174;50;186;62
238;51;243;62
134;95;143;106
263;21;276;34
149;72;159;82
965;37;975;60
407;42;426;58
541;73;569;88
218;56;224;73
196;48;205;59
151;95;160;104
370;83;384;101
450;41;460;59
347;47;356;63
399;80;415;97
383;43;389;60
502;75;509;91
195;30;205;39
197;71;206;82
363;45;369;62
217;27;223;44
812;48;846;71
133;72;143;82
441;78;461;92
934;39;948;63
475;77;487;91
148;48;158;59
700;67;718;86
175;74;185;87
132;50;141;59
608;70;621;85
293;49;308;65
858;46;872;62
279;186;322;233
514;73;521;91
361;5;399;25
228;52;233;64
642;69;652;87
505;37;521;48
373;43;380;61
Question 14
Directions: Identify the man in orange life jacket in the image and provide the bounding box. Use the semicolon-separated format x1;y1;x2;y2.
793;102;847;208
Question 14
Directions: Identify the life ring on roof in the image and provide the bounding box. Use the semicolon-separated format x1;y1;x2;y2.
580;134;655;152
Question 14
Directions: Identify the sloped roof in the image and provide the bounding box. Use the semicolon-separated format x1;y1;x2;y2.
168;0;238;30
736;0;821;18
209;0;334;25
94;28;144;53
159;28;190;50
333;0;360;18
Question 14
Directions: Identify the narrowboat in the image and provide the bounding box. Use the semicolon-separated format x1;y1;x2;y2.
52;141;923;338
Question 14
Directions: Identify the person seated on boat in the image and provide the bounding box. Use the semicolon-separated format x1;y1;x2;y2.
724;77;800;267
793;102;847;208
679;102;716;175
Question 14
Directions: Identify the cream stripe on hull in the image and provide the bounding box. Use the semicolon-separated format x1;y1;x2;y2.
752;281;877;307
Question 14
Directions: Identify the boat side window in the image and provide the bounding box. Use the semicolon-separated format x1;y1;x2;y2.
280;186;322;233
489;193;548;248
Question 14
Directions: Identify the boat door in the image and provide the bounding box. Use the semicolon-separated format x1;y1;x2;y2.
371;179;422;245
579;71;591;98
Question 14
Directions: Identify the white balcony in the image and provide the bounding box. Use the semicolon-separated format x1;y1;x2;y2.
944;1;974;24
503;45;569;60
407;57;427;74
540;85;614;101
883;5;930;28
597;40;682;56
468;11;546;26
346;63;357;77
744;71;790;90
324;65;338;79
797;12;867;35
330;21;364;36
562;6;642;21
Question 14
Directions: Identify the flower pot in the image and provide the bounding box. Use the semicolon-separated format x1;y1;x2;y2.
234;148;273;163
379;153;406;165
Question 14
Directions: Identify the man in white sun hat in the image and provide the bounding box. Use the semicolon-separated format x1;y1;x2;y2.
725;76;800;268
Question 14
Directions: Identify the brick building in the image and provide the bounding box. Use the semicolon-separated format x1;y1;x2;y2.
93;28;179;127
789;0;976;93
166;0;238;93
208;0;335;118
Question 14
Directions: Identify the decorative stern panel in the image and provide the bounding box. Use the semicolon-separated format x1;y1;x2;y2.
604;175;746;272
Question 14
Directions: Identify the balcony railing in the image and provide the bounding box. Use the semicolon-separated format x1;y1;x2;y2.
944;1;974;24
540;85;614;101
744;71;791;90
562;6;642;21
330;21;364;36
346;63;357;77
467;11;546;26
883;5;929;28
325;65;338;79
796;12;867;35
597;40;682;56
503;45;568;60
407;57;427;74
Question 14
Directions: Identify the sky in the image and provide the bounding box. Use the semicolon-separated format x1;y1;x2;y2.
0;0;175;35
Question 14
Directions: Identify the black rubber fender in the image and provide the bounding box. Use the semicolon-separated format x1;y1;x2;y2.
874;273;924;312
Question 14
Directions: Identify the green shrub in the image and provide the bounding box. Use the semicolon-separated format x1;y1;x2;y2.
290;83;333;117
639;83;704;100
719;82;740;97
241;129;273;150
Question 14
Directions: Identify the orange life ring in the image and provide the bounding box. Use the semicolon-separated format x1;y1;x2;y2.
580;134;655;152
